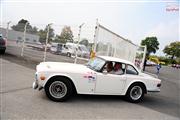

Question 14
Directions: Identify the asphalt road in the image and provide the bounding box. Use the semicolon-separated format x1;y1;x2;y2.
0;54;179;120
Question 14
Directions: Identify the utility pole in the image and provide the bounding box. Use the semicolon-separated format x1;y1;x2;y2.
43;23;52;62
21;22;28;56
74;23;84;64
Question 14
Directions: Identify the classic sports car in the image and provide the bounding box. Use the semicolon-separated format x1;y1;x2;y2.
33;56;161;103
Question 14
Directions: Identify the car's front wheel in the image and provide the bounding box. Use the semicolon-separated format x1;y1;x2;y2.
45;78;73;102
126;83;145;103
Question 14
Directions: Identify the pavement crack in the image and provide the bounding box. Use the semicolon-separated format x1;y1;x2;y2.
0;86;32;94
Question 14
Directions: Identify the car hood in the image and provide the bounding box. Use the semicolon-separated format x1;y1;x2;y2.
37;62;93;73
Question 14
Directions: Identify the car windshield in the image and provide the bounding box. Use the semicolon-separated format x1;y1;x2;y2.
86;57;105;71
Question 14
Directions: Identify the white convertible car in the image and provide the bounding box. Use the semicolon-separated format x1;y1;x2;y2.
33;56;161;103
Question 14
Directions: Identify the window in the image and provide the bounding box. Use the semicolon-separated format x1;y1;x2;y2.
102;61;125;75
126;64;138;75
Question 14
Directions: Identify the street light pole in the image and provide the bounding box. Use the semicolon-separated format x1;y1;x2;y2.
21;22;28;56
43;23;52;62
74;23;84;64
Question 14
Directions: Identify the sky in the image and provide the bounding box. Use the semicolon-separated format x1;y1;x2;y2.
0;0;179;56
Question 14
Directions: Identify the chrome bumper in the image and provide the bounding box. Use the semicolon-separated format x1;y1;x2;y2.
32;81;43;90
32;81;38;89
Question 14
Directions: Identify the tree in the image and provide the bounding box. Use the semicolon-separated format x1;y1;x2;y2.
60;26;73;43
163;41;180;59
11;19;38;34
38;25;55;43
79;38;89;47
141;37;160;71
141;37;159;56
53;35;64;43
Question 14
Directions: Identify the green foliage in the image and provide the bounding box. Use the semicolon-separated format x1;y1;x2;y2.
11;19;38;34
38;29;46;43
149;55;180;65
38;25;54;43
53;35;65;43
163;41;180;59
79;38;89;47
141;37;159;56
60;26;73;43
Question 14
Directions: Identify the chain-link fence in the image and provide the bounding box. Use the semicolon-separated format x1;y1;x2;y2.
93;23;146;70
1;21;146;68
95;24;139;63
1;22;95;64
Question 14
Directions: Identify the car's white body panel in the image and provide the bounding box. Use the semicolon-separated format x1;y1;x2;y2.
35;56;161;96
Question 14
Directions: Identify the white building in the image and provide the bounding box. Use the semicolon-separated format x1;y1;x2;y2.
0;27;40;43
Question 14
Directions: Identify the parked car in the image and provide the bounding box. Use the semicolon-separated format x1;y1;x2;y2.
0;34;6;54
172;64;180;69
26;42;43;51
61;43;81;57
146;60;156;66
78;44;90;58
33;56;161;103
50;43;64;54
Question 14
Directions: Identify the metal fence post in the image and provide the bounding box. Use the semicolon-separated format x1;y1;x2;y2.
74;23;84;64
6;21;11;41
21;22;28;56
43;23;52;62
93;19;99;53
141;45;147;71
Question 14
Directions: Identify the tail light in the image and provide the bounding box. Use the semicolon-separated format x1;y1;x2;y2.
0;40;5;45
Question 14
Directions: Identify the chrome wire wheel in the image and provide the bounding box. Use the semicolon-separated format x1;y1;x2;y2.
130;86;143;101
49;81;67;99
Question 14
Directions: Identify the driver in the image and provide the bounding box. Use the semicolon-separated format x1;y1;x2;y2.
106;62;113;73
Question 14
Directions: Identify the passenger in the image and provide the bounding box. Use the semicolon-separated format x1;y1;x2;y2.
106;62;113;73
114;63;124;75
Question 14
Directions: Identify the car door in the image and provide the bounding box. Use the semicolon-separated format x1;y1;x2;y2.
95;62;127;94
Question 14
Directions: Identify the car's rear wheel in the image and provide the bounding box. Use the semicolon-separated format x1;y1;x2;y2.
126;83;145;103
0;49;5;54
45;78;73;102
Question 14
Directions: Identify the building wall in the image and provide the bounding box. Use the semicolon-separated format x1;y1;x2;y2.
0;27;40;43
